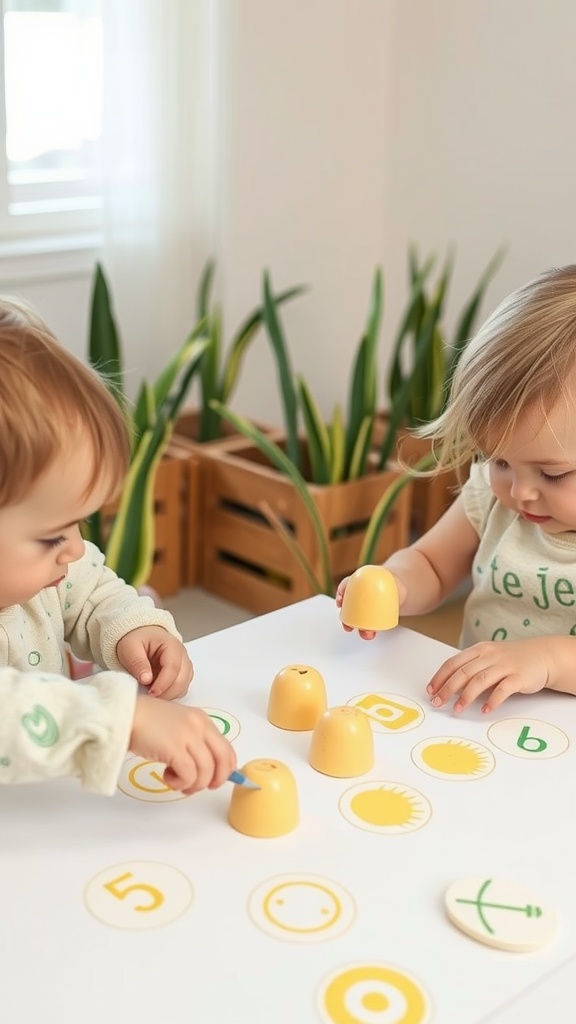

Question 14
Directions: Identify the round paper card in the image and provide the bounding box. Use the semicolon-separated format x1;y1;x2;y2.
445;876;556;952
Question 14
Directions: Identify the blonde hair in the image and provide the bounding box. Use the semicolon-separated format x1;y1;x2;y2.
419;264;576;471
0;297;130;508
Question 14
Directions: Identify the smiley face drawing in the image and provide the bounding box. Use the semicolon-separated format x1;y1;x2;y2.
248;874;356;943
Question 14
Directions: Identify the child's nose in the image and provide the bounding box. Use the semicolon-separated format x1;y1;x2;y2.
57;528;85;565
510;472;539;502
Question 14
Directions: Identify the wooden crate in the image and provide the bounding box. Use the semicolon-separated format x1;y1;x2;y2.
200;438;412;614
171;409;278;587
100;444;190;597
373;415;466;536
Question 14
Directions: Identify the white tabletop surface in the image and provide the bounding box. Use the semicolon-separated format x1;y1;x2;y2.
2;594;576;1024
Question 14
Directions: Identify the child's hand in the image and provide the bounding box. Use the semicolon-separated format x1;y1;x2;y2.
116;626;193;699
426;638;552;714
334;576;376;641
130;697;236;794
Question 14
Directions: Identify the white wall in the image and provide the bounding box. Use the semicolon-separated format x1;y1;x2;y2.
380;0;576;348
2;0;576;424
214;0;390;424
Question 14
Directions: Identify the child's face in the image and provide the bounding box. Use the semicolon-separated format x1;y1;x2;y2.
0;434;113;608
487;394;576;534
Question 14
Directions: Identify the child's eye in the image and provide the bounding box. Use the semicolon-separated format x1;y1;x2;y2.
492;459;509;471
41;536;66;548
541;471;571;483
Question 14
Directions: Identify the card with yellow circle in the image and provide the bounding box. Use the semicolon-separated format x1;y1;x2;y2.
248;873;356;943
339;780;432;834
411;736;495;780
317;961;431;1024
118;756;190;802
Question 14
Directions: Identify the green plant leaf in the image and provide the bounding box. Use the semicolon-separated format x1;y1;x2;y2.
199;309;223;442
347;415;374;481
197;259;216;321
377;298;445;468
328;405;346;484
132;380;156;442
88;263;124;408
163;335;211;425
81;510;103;551
359;453;434;565
408;252;453;424
221;285;307;404
105;416;171;586
386;252;435;408
152;317;209;413
210;401;333;594
262;271;301;469
298;376;331;484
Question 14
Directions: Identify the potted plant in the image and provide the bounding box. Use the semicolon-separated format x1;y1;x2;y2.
378;244;506;533
84;263;209;597
201;266;431;614
172;259;306;445
164;259;306;586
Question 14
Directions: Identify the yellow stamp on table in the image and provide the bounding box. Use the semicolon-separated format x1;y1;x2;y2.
317;961;431;1024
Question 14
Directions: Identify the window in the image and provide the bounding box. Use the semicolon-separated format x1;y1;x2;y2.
0;0;103;248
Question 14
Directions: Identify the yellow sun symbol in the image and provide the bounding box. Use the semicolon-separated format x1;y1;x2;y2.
411;736;495;780
340;781;432;834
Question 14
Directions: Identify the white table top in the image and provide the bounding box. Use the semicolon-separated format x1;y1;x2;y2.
2;594;576;1024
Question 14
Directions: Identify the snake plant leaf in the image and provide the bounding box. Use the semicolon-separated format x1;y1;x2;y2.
359;453;434;565
409;258;452;424
328;404;346;484
105;416;171;587
258;500;327;596
81;510;103;551
132;380;156;443
262;271;301;469
88;263;124;409
197;259;216;321
377;296;446;469
347;415;374;481
220;285;308;403
210;401;333;594
428;324;447;421
298;376;331;484
163;335;212;425
386;253;435;407
345;334;377;477
199;309;223;442
152;317;209;412
443;244;507;405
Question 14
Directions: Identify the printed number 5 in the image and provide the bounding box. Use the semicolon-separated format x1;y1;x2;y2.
103;871;164;913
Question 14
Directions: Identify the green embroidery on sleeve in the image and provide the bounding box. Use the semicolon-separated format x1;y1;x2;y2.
0;756;10;766
27;651;41;666
21;705;59;747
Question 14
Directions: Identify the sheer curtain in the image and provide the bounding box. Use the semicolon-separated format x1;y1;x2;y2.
100;0;216;395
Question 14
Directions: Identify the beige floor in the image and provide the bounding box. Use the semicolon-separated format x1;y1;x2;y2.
163;588;466;649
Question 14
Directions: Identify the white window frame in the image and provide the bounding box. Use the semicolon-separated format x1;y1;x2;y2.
0;0;102;277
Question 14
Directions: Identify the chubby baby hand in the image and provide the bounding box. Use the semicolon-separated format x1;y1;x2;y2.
335;576;377;641
116;625;194;699
426;638;551;714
